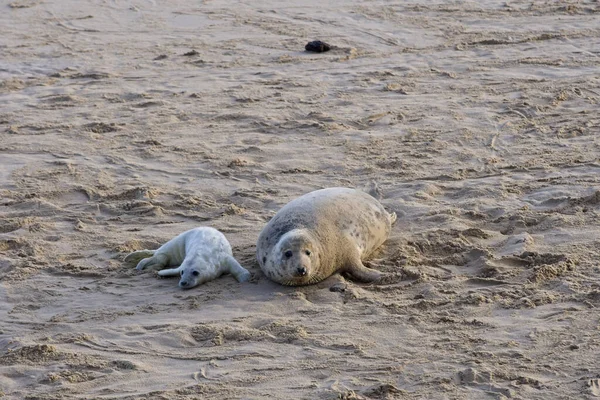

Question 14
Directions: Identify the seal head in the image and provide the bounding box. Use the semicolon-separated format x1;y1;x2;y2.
264;229;320;286
267;229;321;285
178;263;205;289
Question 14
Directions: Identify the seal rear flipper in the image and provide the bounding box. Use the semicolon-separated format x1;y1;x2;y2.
224;255;251;283
135;253;170;271
389;211;397;225
124;250;156;267
344;259;383;283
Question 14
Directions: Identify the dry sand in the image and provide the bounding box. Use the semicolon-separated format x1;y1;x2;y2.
1;1;600;399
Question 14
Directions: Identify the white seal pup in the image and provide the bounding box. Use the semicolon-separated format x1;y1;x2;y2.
257;187;396;286
125;227;251;289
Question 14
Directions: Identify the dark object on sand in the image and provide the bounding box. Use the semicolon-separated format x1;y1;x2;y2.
183;50;199;56
329;282;347;293
305;40;331;53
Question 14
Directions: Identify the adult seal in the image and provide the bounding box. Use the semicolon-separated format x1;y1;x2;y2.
257;187;396;286
125;227;251;289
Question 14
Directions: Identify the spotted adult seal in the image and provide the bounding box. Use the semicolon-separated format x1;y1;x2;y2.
125;227;251;289
257;187;396;286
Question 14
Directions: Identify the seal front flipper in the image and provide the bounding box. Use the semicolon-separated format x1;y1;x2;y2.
157;265;183;277
224;255;251;283
344;258;383;283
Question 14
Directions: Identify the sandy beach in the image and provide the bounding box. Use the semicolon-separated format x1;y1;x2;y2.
1;0;600;399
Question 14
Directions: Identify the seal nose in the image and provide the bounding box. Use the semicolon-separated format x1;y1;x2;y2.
180;281;189;287
297;267;307;276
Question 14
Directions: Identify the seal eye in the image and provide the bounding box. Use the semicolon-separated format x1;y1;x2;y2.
192;270;199;276
180;270;184;276
284;250;293;258
305;250;311;256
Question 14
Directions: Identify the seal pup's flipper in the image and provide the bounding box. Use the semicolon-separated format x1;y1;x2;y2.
224;255;251;282
124;250;156;267
344;259;383;283
157;265;183;277
135;253;170;271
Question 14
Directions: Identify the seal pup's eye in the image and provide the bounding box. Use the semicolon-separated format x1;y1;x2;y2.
305;250;311;256
192;270;200;276
284;250;293;258
180;270;184;276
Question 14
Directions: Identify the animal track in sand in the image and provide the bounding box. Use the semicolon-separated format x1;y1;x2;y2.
83;122;119;133
46;263;106;278
191;320;308;346
0;238;40;258
0;218;30;233
0;344;62;365
35;94;83;110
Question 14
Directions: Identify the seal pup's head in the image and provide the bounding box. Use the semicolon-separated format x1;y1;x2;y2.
269;229;320;286
178;263;206;289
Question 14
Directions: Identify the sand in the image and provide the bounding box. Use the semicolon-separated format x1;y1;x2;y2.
1;0;600;399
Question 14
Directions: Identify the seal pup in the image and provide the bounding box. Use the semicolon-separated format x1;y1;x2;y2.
125;227;251;289
257;187;396;286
